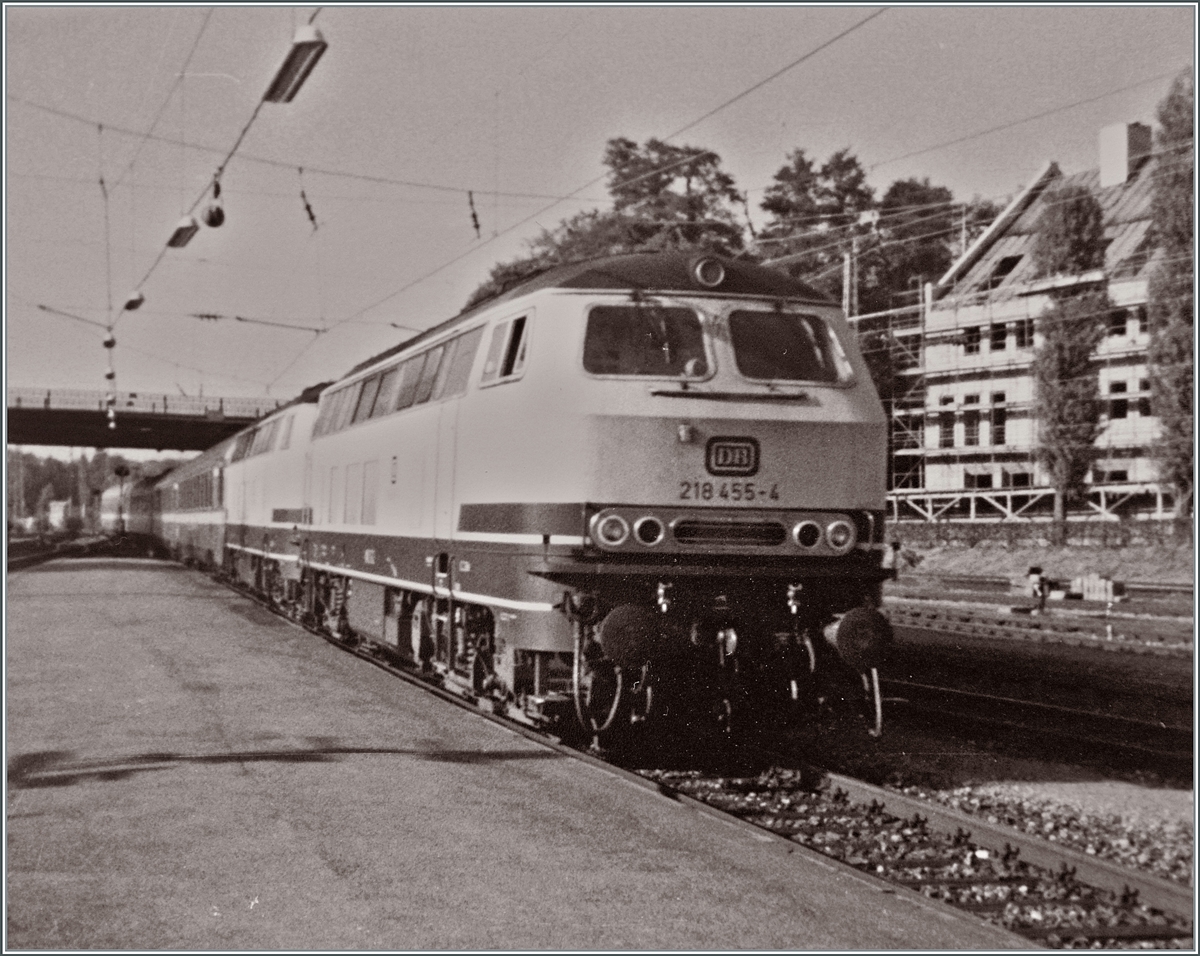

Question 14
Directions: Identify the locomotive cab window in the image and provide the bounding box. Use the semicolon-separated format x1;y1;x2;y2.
583;305;705;377
728;311;850;384
481;315;529;385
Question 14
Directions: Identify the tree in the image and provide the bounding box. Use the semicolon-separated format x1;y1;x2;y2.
1032;290;1108;538
603;137;746;252
465;138;746;309
758;148;876;305
867;177;957;313
1031;183;1110;540
1028;182;1110;541
1147;70;1194;517
34;482;54;535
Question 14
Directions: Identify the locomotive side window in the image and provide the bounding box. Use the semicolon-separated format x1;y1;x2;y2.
583;306;704;377
351;373;381;425
413;345;445;405
279;414;294;450
393;356;424;411
481;316;529;385
370;365;401;418
333;382;362;432
481;321;510;384
502;316;528;377
249;419;278;456
312;393;338;437
728;311;850;384
230;430;254;461
433;327;484;399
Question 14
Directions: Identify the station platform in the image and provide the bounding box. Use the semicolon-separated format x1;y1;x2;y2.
7;558;1024;950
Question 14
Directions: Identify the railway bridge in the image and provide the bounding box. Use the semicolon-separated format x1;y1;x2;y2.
6;388;284;450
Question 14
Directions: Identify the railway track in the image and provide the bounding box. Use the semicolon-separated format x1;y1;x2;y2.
212;565;1193;949
883;679;1194;778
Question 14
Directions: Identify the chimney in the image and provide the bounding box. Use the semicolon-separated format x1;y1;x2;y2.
1099;122;1151;188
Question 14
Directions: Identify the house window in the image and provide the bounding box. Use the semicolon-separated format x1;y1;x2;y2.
939;411;955;449
963;326;981;355
1135;306;1148;334
1014;318;1034;349
991;406;1007;446
963;394;979;405
1002;470;1032;489
939;395;955;406
1107;309;1127;337
963;409;980;446
1094;467;1129;484
964;471;993;489
984;255;1023;291
1138;379;1151;416
1109;381;1128;419
990;323;1007;350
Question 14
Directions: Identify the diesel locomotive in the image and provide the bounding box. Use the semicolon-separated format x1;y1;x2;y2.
135;252;895;742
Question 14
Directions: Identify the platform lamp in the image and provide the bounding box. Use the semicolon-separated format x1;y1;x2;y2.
167;215;200;248
262;25;327;103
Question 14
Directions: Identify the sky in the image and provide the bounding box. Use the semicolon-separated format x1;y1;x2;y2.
6;4;1196;439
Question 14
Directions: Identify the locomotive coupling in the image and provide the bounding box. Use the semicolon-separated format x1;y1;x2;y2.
823;606;893;673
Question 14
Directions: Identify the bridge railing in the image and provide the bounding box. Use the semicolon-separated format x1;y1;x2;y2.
7;388;282;419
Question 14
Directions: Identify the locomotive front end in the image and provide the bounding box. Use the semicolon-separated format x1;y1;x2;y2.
535;255;894;741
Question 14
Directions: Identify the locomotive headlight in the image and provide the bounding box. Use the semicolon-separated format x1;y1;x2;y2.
633;516;665;546
592;512;630;547
691;256;726;288
826;519;856;553
793;520;822;549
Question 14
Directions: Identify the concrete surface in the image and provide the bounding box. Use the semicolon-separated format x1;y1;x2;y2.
7;558;1026;950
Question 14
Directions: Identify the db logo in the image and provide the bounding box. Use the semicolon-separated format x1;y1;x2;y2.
706;437;760;476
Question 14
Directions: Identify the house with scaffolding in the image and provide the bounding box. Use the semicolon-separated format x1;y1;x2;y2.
863;123;1175;526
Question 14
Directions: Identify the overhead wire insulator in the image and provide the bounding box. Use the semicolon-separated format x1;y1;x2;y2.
468;191;481;239
299;167;318;231
202;177;224;227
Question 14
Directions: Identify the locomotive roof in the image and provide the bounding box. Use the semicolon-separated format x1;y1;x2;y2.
345;252;833;379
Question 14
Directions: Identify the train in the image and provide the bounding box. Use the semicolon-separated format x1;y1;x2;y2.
106;252;895;744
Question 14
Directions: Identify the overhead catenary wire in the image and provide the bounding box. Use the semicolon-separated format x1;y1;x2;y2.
868;66;1189;171
112;8;215;190
7;97;610;207
11;16;1190;402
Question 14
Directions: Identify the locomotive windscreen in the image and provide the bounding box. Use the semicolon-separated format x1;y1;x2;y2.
583;305;706;376
728;311;848;383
